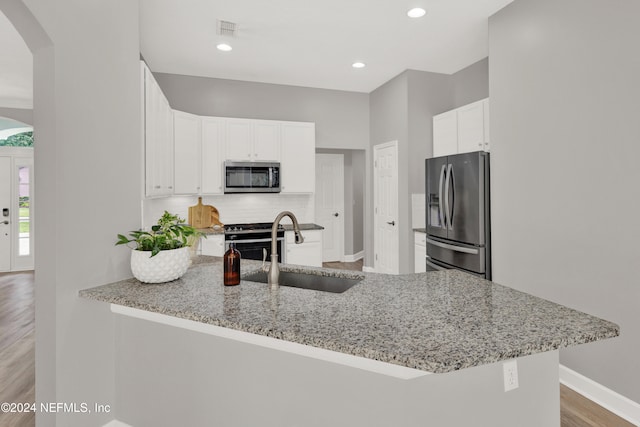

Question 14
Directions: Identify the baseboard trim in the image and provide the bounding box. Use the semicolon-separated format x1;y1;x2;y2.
344;251;364;262
559;364;640;425
102;420;133;427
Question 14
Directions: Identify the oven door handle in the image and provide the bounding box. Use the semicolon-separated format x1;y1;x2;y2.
226;237;284;244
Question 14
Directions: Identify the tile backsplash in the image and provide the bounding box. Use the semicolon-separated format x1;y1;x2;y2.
143;194;315;228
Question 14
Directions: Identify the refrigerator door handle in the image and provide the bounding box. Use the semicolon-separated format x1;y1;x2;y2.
444;164;453;230
426;238;479;255
438;164;446;228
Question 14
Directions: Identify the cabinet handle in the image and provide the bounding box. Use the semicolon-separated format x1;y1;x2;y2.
154;185;161;189
478;142;483;147
168;186;173;189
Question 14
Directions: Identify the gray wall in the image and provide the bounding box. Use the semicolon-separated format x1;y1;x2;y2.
0;107;33;126
8;0;143;425
490;0;640;402
452;58;490;108
369;72;410;271
154;73;370;150
116;314;561;427
351;150;365;254
368;65;486;272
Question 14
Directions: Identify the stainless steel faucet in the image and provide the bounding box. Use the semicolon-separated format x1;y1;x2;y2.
268;211;304;287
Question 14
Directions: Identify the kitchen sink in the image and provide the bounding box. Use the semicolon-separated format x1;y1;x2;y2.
242;270;362;293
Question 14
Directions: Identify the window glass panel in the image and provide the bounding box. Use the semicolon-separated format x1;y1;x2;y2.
18;166;30;256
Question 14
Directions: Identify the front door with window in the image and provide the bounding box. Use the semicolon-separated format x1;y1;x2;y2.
0;150;34;272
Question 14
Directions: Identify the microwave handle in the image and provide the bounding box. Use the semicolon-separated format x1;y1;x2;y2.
269;168;273;188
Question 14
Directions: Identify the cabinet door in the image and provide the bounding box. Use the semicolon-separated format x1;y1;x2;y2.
225;119;253;161
280;122;315;193
285;230;322;267
143;63;174;197
161;98;174;195
414;232;426;273
457;100;485;154
482;98;490;151
201;117;224;194
145;67;169;196
144;67;160;196
173;111;201;194
253;121;280;161
432;111;457;158
200;235;225;257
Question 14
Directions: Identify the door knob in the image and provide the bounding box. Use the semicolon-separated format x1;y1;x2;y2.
333;213;339;217
387;221;396;226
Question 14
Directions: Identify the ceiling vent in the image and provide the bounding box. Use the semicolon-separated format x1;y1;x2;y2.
217;20;237;37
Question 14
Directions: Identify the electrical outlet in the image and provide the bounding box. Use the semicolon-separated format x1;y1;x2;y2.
503;360;519;392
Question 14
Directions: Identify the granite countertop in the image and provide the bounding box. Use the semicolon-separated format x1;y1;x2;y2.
197;223;323;235
79;257;618;374
282;223;324;231
196;227;224;235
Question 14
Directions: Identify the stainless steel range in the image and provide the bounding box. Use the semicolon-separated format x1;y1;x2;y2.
224;222;284;262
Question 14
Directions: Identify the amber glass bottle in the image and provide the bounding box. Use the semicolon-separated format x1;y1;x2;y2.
223;242;241;286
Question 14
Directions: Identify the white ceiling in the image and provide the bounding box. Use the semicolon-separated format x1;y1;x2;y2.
0;0;513;112
140;0;512;93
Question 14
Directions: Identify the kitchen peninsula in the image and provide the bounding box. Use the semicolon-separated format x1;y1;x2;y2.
80;257;618;426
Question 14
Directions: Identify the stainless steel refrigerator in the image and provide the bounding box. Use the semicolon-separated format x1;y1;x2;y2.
425;151;491;279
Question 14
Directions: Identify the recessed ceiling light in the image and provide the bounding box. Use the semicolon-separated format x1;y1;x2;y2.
352;62;366;69
407;7;427;18
216;43;232;52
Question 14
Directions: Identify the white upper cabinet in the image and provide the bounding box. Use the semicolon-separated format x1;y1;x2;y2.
432;110;458;157
225;119;253;161
173;111;201;194
142;61;174;197
280;122;315;193
201;117;225;194
253;121;280;161
432;98;490;158
225;119;280;162
457;100;485;153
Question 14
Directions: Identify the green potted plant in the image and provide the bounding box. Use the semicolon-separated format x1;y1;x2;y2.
116;211;203;283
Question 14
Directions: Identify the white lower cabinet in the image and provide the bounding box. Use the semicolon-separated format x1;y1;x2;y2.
285;229;322;267
200;234;225;257
414;231;426;273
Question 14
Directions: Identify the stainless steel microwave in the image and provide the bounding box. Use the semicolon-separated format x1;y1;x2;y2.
224;161;280;193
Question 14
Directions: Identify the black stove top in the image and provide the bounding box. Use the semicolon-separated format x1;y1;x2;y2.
225;222;284;233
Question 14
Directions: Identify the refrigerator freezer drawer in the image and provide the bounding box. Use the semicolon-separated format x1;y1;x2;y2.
426;237;485;275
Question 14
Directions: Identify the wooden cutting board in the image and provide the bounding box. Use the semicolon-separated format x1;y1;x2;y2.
188;197;223;229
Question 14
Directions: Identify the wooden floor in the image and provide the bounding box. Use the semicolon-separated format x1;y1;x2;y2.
0;271;35;427
0;268;634;427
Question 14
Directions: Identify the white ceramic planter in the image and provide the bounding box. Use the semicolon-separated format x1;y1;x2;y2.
130;247;191;283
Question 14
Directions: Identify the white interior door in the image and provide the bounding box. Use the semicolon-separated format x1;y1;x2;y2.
0;156;10;271
315;154;344;262
374;141;399;274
